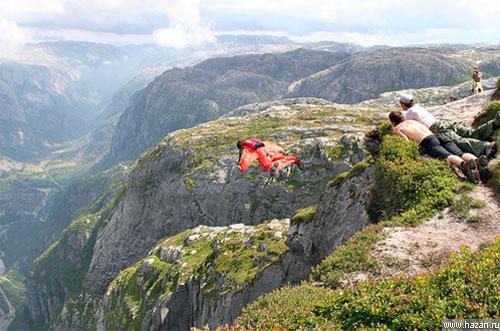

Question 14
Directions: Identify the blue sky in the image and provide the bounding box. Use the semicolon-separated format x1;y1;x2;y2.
1;0;499;51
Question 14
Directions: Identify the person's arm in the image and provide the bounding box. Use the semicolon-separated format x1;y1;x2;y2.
394;127;410;141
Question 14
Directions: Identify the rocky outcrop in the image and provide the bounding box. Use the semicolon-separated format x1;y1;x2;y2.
100;220;292;330
56;161;375;331
361;76;499;108
85;99;380;294
103;49;349;166
287;47;500;104
287;163;374;271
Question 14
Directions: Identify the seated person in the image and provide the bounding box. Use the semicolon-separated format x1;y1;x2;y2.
389;111;482;183
399;94;498;158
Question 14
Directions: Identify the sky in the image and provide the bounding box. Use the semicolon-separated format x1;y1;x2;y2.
1;0;500;53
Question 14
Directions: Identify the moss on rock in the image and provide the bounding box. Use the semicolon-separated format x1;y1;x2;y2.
104;220;290;330
291;205;318;225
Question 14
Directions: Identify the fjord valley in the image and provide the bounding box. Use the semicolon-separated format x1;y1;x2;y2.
0;39;499;330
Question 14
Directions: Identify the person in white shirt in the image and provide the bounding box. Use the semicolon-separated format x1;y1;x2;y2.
399;94;498;158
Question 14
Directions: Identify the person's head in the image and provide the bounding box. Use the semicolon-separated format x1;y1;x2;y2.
389;111;405;126
399;94;414;110
237;140;244;149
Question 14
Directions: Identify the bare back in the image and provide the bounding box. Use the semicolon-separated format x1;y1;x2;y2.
394;120;433;143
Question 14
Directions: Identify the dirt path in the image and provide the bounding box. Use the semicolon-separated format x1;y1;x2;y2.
372;185;499;277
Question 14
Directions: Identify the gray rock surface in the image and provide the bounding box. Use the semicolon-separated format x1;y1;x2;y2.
286;47;500;104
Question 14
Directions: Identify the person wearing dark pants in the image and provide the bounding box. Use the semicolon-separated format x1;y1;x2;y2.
389;111;484;183
399;94;499;157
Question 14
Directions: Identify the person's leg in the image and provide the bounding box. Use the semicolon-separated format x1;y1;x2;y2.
437;126;488;156
446;155;464;168
461;153;477;162
438;135;481;183
444;120;494;141
449;154;481;183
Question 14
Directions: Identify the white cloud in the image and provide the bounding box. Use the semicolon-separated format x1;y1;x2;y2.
0;0;65;20
152;0;216;48
26;27;150;45
0;0;499;47
0;19;28;57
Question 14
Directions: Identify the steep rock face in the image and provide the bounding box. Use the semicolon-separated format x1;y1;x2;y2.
22;165;128;328
287;163;374;270
0;62;92;160
104;49;347;165
101;220;291;330
56;162;375;331
0;164;129;270
287;47;500;104
85;99;381;295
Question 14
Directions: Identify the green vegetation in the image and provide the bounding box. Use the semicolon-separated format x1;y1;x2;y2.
369;134;463;226
291;205;318;225
473;101;500;127
449;193;485;222
105;220;289;330
0;269;25;311
328;159;370;188
53;294;99;330
237;239;499;330
27;167;128;329
311;224;384;287
236;284;336;329
135;144;163;170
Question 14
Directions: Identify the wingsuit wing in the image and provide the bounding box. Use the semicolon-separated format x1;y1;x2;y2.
272;156;301;173
262;141;285;154
238;146;259;173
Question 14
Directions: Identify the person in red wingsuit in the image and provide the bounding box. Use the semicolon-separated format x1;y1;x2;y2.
237;138;303;175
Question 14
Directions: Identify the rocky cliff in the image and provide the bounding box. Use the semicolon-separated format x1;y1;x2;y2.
53;161;374;331
87;98;380;294
104;45;500;169
22;79;499;330
24;96;386;329
103;48;347;166
287;46;500;103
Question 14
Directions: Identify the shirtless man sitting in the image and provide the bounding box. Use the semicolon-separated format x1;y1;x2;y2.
389;111;481;183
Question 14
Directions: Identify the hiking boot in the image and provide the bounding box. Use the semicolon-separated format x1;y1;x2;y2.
485;142;497;159
476;155;491;183
461;159;481;184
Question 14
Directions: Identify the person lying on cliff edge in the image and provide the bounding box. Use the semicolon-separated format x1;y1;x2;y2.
399;94;499;158
389;111;486;183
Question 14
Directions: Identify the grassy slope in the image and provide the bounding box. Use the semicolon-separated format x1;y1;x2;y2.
237;120;499;329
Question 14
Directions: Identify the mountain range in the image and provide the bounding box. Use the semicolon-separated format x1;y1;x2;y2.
0;39;498;330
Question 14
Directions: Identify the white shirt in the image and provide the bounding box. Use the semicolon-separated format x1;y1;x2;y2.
404;104;437;129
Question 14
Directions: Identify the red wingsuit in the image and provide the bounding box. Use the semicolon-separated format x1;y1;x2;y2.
237;138;301;173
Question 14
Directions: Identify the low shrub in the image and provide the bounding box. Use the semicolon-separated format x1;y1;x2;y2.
310;224;384;287
236;284;336;329
473;101;500;127
314;239;499;330
291;205;318;225
369;134;462;226
237;239;499;330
